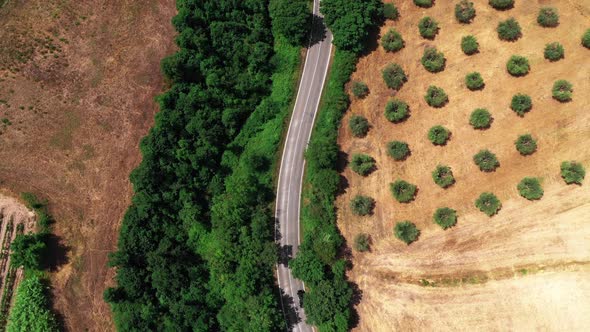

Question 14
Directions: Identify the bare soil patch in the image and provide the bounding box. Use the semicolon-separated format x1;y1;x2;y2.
337;1;590;330
0;1;176;330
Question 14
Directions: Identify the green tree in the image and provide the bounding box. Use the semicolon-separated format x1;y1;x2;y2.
561;161;586;185
7;276;59;332
304;278;352;330
461;35;479;55
424;86;448;108
387;141;410;161
10;233;46;271
349;115;369;137
383;3;399;20
473;149;499;172
517;177;543;200
350;195;375;216
421;47;446;73
507;55;530;76
497;18;521;41
382;63;407;90
384;99;410;123
428;125;450;145
489;0;514;10
537;7;559;27
321;0;383;53
432;165;455;188
350;153;375;176
510;94;532;116
269;0;311;45
418;17;439;39
469;108;492;129
465;72;484;90
475;192;502;216
381;29;404;52
351;81;369;98
544;42;564;61
353;233;370;252
455;0;476;24
552;80;573;102
583;29;590;49
290;248;326;286
390;180;417;203
414;0;433;8
394;221;420;244
515;134;537;155
433;207;457;229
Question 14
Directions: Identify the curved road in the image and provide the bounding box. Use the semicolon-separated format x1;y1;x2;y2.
275;0;333;331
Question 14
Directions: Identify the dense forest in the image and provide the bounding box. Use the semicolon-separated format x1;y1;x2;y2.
105;0;303;330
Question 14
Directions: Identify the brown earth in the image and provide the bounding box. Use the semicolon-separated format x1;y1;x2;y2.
337;1;590;331
0;1;176;331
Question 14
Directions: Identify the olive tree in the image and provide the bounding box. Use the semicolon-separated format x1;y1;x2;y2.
394;221;420;244
515;134;537;155
544;42;564;61
349;115;369;137
461;35;479;55
537;7;559;27
489;0;514;10
428;125;450;145
583;29;590;49
350;153;375;176
419;17;439;40
414;0;433;8
433;207;457;229
561;161;585;185
382;29;404;52
552;80;573;102
385;99;410;123
432;165;455;188
421;47;446;73
475;192;502;216
473;149;499;172
353;233;371;252
469;108;492;129
350;195;375;215
351;81;369;98
507;55;530;76
517;177;543;200
497;18;521;41
383;3;399;20
382;63;407;90
455;0;476;24
465;72;484;90
424;85;448;108
387;141;410;161
510;93;532;116
390;180;417;203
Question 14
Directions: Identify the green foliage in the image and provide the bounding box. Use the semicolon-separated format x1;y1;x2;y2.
381;29;404;53
515;134;537;156
461;35;479;55
537;7;559;27
552;80;573;102
353;233;370;252
303;277;352;330
10;234;46;271
489;0;514;10
383;3;399;20
507;55;530;76
475;192;502;216
497;18;521;41
473;149;499;172
428;125;450;145
349;115;369;137
321;0;384;53
433;207;457;229
350;195;375;216
432;165;455;188
414;0;433;8
517;177;544;200
465;72;484;90
384;99;410;123
351;81;369;98
269;0;311;45
6;276;59;332
583;29;590;49
425;86;448;108
510;94;532;116
390;180;417;203
455;0;476;23
544;42;564;61
418;17;439;40
387;141;410;161
470;108;492;129
382;63;407;90
394;221;420;244
421;47;446;73
561;161;586;185
350;153;375;176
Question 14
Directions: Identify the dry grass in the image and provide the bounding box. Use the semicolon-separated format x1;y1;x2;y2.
337;1;590;330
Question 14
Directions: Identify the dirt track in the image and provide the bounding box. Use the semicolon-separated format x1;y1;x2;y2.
337;1;590;330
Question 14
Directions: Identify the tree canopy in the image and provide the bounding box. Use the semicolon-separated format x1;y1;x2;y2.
7;276;59;332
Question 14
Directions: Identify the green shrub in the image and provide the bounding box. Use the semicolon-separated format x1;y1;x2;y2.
382;63;407;90
469;108;492;129
497;18;521;41
350;195;375;215
517;177;543;200
387;141;410;161
350;153;375;176
583;29;590;49
269;0;312;45
428;125;450;145
384;99;410;123
382;29;404;53
510;94;532;116
537;7;559;27
414;0;433;8
433;207;457;229
349;115;369;137
514;134;537;155
424;85;448;108
475;192;502;216
455;0;476;24
390;180;417;203
507;55;530;76
461;35;479;55
552;80;573;102
473;149;499;172
10;233;46;271
383;3;399;20
351;81;369;98
432;165;455;188
465;72;484;90
489;0;514;10
354;233;370;252
561;161;586;185
394;221;420;244
544;42;564;61
6;276;59;332
421;47;446;73
419;16;439;40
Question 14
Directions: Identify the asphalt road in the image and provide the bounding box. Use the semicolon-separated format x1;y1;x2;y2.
275;1;333;331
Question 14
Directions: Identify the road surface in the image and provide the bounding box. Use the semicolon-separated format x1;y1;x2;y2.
275;0;333;331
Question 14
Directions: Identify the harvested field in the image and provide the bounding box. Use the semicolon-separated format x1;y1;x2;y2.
337;0;590;330
0;1;176;330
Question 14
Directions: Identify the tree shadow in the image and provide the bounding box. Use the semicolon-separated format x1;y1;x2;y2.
309;15;327;47
348;281;363;329
336;150;349;173
336;174;349;197
42;233;70;272
278;244;293;266
280;289;303;331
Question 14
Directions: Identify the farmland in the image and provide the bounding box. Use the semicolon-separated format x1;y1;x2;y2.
336;0;590;330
